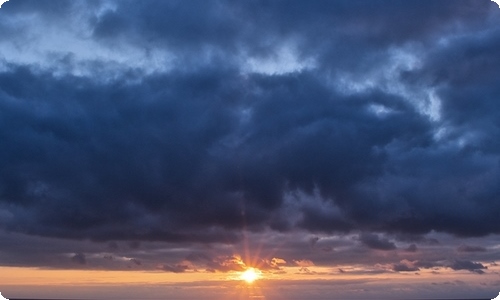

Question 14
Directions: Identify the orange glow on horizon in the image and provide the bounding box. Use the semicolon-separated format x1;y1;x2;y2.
1;263;497;287
0;266;228;286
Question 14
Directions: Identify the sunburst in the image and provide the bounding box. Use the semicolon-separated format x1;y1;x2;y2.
240;267;261;284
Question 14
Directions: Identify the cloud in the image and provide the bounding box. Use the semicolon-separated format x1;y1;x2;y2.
202;256;246;273
0;1;499;277
414;260;444;270
405;244;418;252
457;245;487;253
359;233;397;251
393;260;420;272
71;253;86;265
448;260;487;274
159;263;189;273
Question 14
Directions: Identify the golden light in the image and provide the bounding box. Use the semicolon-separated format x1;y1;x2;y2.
240;267;261;283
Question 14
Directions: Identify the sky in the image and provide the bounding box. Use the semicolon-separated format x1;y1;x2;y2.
1;0;500;299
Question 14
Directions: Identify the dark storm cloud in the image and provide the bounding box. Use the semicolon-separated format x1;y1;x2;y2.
449;260;487;274
359;233;397;251
0;65;253;241
0;64;431;241
0;0;499;257
403;258;489;275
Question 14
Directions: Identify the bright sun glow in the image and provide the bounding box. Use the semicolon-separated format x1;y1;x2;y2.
240;268;261;283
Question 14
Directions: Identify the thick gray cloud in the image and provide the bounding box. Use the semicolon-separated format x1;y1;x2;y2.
0;0;499;276
359;233;397;251
393;263;419;272
449;260;487;274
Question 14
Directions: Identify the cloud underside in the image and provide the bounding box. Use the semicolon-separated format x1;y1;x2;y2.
0;0;499;247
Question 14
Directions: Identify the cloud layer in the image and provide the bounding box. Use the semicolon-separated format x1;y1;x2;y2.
0;1;500;281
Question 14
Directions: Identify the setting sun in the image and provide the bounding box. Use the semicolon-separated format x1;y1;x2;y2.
240;268;261;283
